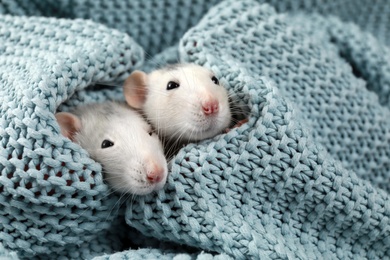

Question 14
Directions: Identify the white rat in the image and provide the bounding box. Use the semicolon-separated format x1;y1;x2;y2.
55;102;168;195
123;64;232;144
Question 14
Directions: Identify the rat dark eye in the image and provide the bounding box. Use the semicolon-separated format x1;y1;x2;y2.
101;140;114;149
148;131;153;136
167;81;180;90
211;76;219;85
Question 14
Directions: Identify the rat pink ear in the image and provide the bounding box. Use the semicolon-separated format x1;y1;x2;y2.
123;70;148;109
55;112;82;142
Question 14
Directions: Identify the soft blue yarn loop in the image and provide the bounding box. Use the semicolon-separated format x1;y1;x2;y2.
0;0;390;259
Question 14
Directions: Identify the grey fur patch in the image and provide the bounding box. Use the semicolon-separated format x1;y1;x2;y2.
72;102;127;121
161;63;182;71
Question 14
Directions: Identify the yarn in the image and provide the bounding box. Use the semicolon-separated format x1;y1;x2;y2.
0;0;389;259
2;1;388;55
180;1;390;192
0;13;144;259
129;0;390;258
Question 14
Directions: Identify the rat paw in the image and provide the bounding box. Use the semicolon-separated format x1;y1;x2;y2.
224;118;249;133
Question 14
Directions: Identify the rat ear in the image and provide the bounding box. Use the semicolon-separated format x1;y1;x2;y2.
123;70;148;109
55;112;82;142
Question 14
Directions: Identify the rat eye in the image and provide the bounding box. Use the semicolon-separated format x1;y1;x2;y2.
101;140;114;149
148;131;153;136
211;76;219;85
167;81;180;90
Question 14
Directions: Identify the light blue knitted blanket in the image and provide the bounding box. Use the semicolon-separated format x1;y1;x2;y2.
1;0;390;259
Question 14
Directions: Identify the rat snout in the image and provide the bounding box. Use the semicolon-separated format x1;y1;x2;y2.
202;99;219;115
146;162;165;184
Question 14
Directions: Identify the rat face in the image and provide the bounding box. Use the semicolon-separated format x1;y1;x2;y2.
90;115;167;195
124;64;231;143
56;103;168;195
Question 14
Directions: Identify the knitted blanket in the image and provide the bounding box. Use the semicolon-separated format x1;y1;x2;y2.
0;0;389;259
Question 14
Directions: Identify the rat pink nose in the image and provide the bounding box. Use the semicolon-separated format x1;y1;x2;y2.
202;100;219;115
146;165;165;183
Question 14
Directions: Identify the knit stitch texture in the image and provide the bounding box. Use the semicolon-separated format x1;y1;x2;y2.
0;0;390;259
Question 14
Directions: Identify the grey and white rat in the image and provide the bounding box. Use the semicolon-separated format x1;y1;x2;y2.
123;64;232;144
55;102;168;195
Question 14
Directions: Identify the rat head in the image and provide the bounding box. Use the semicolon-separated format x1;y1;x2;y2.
55;103;168;195
123;64;231;143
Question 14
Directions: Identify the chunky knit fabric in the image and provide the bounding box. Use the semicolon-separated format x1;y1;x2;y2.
0;0;390;259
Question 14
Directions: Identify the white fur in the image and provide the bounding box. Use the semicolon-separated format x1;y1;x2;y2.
144;64;231;142
72;102;168;195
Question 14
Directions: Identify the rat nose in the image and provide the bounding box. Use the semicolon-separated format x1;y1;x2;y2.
146;163;165;183
202;100;219;115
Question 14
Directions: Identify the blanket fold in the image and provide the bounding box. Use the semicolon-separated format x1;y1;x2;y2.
0;0;389;259
0;14;144;259
124;1;390;258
